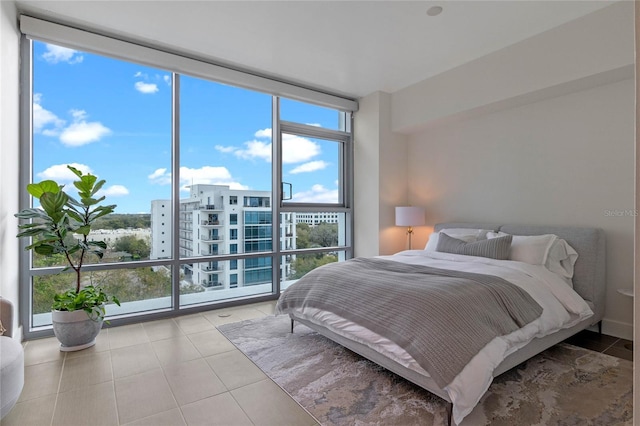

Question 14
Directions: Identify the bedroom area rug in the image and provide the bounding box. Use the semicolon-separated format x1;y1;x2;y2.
217;315;632;426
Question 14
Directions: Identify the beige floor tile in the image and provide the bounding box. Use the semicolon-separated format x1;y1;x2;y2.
234;307;270;321
202;310;248;326
59;350;113;393
206;350;267;390
0;394;56;426
115;369;177;424
108;323;150;350
121;408;186;426
111;342;160;379
52;381;118;426
65;330;111;359
252;301;278;316
181;392;253;426
231;379;316;426
174;314;215;334
186;329;236;357
151;335;201;366
163;358;227;406
22;336;65;366
143;318;184;341
18;359;63;402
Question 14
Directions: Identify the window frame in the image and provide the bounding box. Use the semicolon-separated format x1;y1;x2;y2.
19;29;355;339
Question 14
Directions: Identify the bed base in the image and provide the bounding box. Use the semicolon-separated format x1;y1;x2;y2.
290;314;595;426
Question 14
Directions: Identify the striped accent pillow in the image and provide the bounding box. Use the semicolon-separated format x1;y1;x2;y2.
436;232;512;260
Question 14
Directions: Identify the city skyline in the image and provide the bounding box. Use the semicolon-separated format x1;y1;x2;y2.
32;41;344;213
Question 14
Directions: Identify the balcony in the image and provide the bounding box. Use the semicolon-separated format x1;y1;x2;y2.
203;266;222;273
198;205;221;211
202;280;223;289
200;250;220;256
201;220;223;226
200;235;223;242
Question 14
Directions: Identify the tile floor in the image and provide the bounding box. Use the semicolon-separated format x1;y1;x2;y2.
565;329;633;361
3;303;633;426
3;301;318;426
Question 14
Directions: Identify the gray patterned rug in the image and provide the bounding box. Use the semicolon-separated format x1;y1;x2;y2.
218;315;632;426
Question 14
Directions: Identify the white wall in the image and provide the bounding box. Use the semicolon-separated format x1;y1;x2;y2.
407;79;634;339
354;92;408;257
392;1;634;135
381;2;636;339
0;0;21;338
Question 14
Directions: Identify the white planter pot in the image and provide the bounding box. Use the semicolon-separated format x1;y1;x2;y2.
51;309;103;352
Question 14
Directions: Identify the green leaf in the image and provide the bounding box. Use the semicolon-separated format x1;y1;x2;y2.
67;165;83;179
91;180;106;196
33;245;55;256
75;225;91;236
81;197;98;207
27;181;60;198
89;240;107;250
90;205;117;221
40;191;68;217
15;209;52;222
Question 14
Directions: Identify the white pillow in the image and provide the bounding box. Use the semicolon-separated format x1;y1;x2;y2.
545;238;579;286
486;232;557;265
425;228;492;251
487;232;579;287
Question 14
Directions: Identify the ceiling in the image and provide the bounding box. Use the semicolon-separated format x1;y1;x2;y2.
15;1;616;99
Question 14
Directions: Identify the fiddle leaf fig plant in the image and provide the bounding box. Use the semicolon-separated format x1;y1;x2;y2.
16;165;120;320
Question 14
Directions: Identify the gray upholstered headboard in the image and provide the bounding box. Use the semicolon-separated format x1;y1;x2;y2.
434;223;606;324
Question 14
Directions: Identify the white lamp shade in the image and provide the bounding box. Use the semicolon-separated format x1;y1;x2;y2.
395;206;425;227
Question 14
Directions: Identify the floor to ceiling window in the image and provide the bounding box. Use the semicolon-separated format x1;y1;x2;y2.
20;24;355;338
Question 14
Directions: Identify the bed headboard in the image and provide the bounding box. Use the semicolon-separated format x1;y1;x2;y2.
434;222;606;324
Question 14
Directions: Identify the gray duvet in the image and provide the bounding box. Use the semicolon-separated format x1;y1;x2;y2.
276;257;543;388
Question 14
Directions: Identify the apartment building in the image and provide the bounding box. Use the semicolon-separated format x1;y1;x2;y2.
151;185;295;291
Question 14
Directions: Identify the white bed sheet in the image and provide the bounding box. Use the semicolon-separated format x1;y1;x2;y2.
286;250;593;425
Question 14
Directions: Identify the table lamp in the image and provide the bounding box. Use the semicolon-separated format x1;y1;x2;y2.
395;206;425;249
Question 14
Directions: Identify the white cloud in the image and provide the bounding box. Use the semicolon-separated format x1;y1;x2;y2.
290;160;329;174
36;163;94;183
59;110;111;147
134;81;159;94
163;75;171;85
216;128;320;164
254;128;272;139
148;166;248;192
232;140;272;162
291;184;338;204
282;134;321;163
214;145;237;154
33;93;65;135
306;123;322;127
134;71;145;78
148;168;169;182
42;44;83;64
100;185;129;197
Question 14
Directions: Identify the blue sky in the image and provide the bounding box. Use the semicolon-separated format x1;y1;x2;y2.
32;41;342;213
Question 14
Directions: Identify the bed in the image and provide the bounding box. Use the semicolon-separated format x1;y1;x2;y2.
275;223;606;425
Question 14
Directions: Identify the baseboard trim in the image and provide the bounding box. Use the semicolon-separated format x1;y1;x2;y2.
596;319;633;340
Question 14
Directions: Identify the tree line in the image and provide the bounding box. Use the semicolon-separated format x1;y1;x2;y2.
93;214;150;229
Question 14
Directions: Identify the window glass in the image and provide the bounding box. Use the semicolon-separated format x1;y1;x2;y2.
24;38;352;335
179;76;272;258
32;41;171;269
32;265;173;326
281;252;344;291
179;259;272;306
281;135;341;204
281;212;346;250
280;97;344;131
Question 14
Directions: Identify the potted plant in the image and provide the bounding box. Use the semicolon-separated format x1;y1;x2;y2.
15;165;120;351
